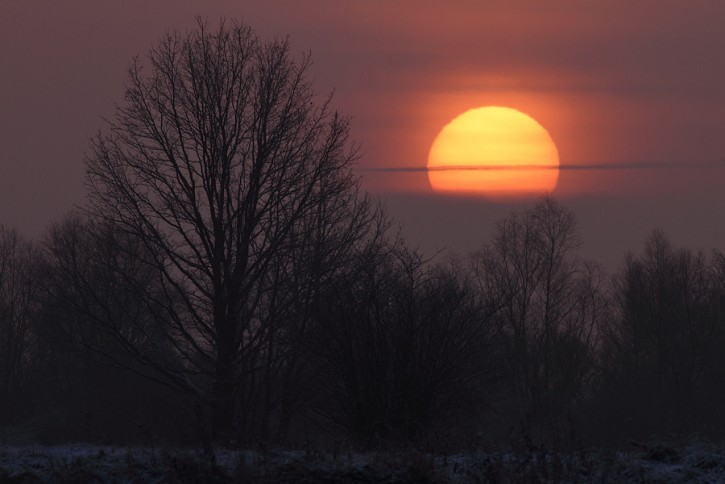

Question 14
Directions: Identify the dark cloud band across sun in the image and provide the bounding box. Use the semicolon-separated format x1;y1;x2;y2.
359;161;724;172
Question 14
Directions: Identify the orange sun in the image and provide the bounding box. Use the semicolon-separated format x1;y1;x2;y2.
427;106;559;197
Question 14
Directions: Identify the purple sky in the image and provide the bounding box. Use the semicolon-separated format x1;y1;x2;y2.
1;1;724;267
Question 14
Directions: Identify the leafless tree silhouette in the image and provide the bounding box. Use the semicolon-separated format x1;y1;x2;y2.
0;225;39;421
472;197;604;443
40;214;174;382
598;230;725;439
84;18;373;439
315;242;497;445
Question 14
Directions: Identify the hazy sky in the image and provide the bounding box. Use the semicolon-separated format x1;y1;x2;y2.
1;1;723;267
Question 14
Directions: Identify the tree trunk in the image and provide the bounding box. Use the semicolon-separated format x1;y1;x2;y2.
213;317;237;441
212;368;235;440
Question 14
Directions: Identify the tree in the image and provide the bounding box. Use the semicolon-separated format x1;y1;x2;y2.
0;225;39;421
34;213;192;441
85;18;373;439
40;214;171;371
471;197;603;443
600;230;721;438
315;243;497;446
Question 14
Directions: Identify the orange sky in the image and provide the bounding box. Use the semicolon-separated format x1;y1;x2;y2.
1;1;723;265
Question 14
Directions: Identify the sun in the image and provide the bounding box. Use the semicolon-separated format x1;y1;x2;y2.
427;106;559;197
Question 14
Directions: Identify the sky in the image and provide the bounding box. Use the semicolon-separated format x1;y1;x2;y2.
1;1;723;268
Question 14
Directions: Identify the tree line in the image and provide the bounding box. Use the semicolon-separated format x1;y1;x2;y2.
1;19;724;449
3;201;724;449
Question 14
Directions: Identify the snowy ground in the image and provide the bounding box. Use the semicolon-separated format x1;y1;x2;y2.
1;442;725;482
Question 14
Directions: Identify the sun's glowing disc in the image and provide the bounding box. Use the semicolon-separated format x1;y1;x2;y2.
427;106;559;197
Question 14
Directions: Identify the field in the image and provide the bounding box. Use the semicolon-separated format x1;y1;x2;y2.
2;442;725;483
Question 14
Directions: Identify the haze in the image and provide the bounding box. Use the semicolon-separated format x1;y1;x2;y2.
1;0;723;267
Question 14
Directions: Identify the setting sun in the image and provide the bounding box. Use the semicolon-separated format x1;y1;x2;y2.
427;106;559;197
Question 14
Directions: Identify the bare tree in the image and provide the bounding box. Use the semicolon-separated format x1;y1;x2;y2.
84;18;372;439
472;197;603;443
706;249;725;390
599;230;721;438
315;242;497;446
247;198;386;442
0;225;39;421
39;214;176;382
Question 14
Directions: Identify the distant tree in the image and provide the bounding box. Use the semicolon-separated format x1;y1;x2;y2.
471;197;604;442
39;214;175;381
701;249;725;432
599;230;722;438
316;243;497;446
0;225;39;421
245;200;386;443
34;213;193;441
84;18;374;439
705;249;725;389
